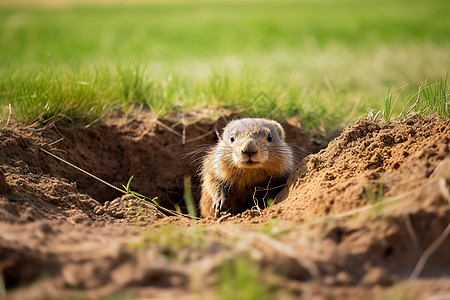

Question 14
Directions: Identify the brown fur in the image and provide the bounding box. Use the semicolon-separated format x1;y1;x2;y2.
199;118;294;217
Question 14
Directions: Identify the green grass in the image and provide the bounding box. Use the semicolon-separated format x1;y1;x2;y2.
0;0;449;128
363;181;385;218
416;77;449;118
129;224;209;256
366;78;449;122
217;256;287;300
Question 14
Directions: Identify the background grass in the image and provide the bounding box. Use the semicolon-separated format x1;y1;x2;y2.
0;0;449;128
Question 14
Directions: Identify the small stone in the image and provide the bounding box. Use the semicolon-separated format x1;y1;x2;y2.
335;271;356;286
62;264;83;288
323;275;336;285
37;221;53;233
34;221;53;239
360;267;393;286
94;205;105;215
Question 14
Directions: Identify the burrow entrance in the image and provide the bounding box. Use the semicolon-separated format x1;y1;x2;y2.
32;110;328;212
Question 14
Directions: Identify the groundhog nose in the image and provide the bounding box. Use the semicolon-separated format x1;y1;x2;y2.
242;150;258;157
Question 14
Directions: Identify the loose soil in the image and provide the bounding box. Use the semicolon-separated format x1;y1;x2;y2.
0;110;449;299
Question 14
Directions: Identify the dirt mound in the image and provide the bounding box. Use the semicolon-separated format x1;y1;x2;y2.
275;115;449;222
266;115;450;293
0;113;449;299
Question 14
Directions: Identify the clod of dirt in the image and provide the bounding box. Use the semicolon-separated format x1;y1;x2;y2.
360;267;395;286
104;194;166;225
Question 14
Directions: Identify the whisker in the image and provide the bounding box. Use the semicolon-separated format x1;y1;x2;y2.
290;144;310;155
182;145;213;161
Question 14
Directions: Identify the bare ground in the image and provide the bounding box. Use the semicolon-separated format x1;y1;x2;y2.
0;110;449;299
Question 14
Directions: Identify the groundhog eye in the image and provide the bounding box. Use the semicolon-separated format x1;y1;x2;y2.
230;134;235;142
267;133;273;143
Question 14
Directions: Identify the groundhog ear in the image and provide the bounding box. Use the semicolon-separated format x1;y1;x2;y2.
272;121;286;140
217;125;227;141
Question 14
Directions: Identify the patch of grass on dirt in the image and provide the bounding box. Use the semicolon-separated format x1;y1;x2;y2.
102;293;134;300
416;77;449;119
129;224;210;260
362;181;385;218
373;285;417;300
0;0;449;128
217;256;290;300
367;78;449;122
0;273;5;300
0;65;119;125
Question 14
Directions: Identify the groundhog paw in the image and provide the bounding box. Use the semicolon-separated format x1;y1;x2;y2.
212;198;225;212
212;190;226;213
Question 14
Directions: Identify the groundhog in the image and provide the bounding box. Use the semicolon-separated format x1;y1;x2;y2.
199;118;294;217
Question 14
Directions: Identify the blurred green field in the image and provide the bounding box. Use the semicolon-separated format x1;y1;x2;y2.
0;0;449;128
